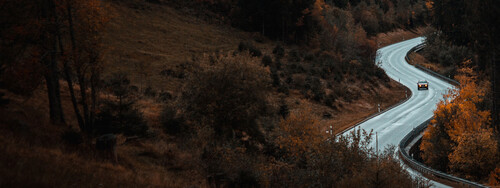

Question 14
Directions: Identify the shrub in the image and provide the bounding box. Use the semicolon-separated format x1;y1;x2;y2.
304;53;315;61
144;86;156;98
271;69;280;87
261;55;272;67
423;32;471;68
324;95;334;107
279;103;289;119
274;58;282;70
288;50;302;62
96;73;149;136
61;129;83;146
160;106;185;135
228;170;260;187
179;53;270;140
272;44;285;59
278;84;289;95
285;76;293;84
238;41;262;57
95;101;148;136
157;91;173;102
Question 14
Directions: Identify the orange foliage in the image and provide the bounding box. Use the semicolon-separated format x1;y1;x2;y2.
445;60;490;141
448;129;497;180
489;167;500;186
311;0;328;26
425;0;433;10
277;107;324;159
421;60;496;180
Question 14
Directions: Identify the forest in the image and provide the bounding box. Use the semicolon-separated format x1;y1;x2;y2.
0;0;497;187
417;0;500;184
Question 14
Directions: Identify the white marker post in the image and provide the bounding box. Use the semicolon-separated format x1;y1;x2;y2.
329;125;333;137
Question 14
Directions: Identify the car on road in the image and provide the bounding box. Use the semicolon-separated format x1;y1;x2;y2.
417;80;428;90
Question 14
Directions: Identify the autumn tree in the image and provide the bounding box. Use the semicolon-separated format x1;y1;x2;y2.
419;110;453;171
276;107;324;160
178;53;271;142
0;0;46;105
448;129;497;181
0;0;67;124
61;0;110;134
489;167;500;186
94;73;148;136
430;0;500;131
265;108;424;187
420;61;497;179
0;0;109;132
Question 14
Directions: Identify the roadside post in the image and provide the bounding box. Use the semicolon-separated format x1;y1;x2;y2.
329;126;333;137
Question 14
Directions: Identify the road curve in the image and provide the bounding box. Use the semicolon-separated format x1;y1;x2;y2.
344;37;454;187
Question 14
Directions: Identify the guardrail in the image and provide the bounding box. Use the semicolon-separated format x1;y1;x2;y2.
399;43;488;188
338;89;412;135
398;120;488;188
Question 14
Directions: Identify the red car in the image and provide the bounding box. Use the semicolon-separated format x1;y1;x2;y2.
417;80;428;90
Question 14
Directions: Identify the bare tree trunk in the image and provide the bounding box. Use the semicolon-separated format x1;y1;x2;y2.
43;57;65;124
42;0;65;124
89;55;100;133
64;0;85;130
78;69;90;132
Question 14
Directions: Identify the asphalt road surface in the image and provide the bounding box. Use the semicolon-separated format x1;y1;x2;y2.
343;37;454;187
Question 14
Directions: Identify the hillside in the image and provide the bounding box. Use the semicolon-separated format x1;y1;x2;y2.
102;0;412;133
0;0;431;187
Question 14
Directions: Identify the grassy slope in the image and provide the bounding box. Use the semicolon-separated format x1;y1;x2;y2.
0;1;418;187
103;0;409;134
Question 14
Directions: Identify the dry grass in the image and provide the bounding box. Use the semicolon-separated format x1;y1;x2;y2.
407;52;455;77
101;0;411;135
0;1;423;186
376;27;432;48
283;79;407;134
0;85;205;187
102;0;271;92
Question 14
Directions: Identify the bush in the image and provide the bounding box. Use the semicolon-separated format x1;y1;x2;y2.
278;84;289;95
274;58;282;70
238;41;262;57
423;32;471;68
95;102;149;136
324;94;334;107
272;44;285;59
160;107;185;135
143;86;156;98
285;76;293;84
271;69;280;87
157;91;173;102
288;50;302;62
279;103;289;119
261;55;272;67
179;53;270;140
95;73;149;136
228;170;260;188
61;129;83;146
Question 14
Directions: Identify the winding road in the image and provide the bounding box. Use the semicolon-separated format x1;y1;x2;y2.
343;37;455;187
